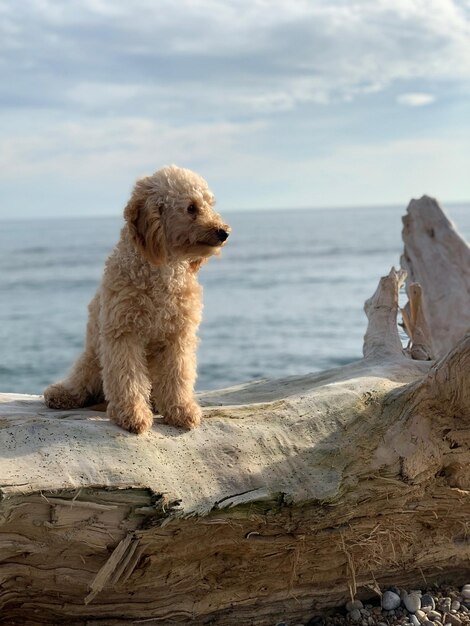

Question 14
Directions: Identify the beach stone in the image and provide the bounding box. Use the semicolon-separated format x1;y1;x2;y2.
422;596;436;611
441;599;452;612
377;622;388;626
346;601;364;612
424;621;435;626
410;615;421;626
349;609;362;622
404;592;422;613
416;610;428;622
443;614;462;626
461;586;470;600
383;591;401;611
428;611;442;621
460;605;469;614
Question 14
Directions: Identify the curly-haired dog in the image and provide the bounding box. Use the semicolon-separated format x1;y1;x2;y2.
44;165;230;434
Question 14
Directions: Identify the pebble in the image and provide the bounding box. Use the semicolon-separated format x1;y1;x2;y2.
349;609;362;622
383;591;402;611
443;614;462;626
427;611;442;621
422;596;436;611
416;610;428;622
462;585;470;600
346;601;364;612
404;592;422;613
410;616;420;626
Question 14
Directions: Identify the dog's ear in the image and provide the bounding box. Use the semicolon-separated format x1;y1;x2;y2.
124;183;147;251
124;179;166;266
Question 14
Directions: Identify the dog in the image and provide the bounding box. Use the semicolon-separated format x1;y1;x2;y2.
44;165;230;434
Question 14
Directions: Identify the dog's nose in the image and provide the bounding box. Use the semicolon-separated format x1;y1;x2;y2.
216;228;229;242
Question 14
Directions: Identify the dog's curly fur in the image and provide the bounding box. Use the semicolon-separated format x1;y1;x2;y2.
44;165;230;434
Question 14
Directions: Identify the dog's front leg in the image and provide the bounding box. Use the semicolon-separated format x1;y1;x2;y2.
149;333;202;429
100;334;153;434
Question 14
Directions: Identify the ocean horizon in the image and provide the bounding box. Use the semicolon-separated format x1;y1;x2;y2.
1;202;469;395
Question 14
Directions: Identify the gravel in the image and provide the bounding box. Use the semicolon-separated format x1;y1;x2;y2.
274;584;470;626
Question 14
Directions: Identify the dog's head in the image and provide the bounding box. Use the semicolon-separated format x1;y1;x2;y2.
124;165;230;267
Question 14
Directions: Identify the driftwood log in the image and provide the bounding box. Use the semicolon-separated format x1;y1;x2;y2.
0;196;469;625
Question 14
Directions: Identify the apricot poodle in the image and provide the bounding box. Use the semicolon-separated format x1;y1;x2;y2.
44;165;230;433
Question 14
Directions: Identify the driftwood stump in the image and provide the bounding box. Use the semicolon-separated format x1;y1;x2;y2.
0;197;469;625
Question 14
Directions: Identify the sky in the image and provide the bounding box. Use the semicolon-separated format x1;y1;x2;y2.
0;0;469;219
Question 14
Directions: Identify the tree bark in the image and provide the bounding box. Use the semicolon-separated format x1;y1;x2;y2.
0;197;469;625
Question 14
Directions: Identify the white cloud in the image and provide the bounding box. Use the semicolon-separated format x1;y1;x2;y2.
0;116;265;181
1;110;469;213
0;0;469;215
396;93;436;106
208;133;470;209
1;0;469;114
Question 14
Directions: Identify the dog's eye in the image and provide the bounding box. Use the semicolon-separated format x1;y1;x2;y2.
187;203;198;215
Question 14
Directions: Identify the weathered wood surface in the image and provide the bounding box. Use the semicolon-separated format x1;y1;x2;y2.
401;196;470;357
0;196;468;625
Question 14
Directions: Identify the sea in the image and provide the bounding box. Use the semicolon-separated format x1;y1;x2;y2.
1;203;469;395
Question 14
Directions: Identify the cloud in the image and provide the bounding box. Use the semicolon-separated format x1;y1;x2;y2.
396;93;436;106
0;0;469;215
0;0;469;118
0;115;265;181
207;132;470;209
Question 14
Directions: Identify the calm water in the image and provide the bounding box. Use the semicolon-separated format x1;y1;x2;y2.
1;204;469;394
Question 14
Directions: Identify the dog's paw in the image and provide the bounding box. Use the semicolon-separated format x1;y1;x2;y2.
108;402;154;434
44;384;82;410
163;402;202;430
